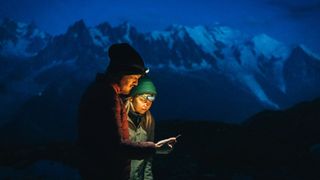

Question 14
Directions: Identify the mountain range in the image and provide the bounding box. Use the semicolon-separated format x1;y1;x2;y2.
0;18;320;142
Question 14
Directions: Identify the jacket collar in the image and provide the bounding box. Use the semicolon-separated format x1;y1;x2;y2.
111;83;121;94
128;110;145;128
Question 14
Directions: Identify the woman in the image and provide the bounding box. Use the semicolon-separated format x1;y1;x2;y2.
125;76;157;180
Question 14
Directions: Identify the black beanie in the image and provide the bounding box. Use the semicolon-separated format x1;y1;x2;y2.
106;43;148;75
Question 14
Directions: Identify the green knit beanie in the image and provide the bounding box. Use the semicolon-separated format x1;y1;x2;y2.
130;76;157;97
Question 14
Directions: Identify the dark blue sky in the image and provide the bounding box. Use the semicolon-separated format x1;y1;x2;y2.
1;0;320;52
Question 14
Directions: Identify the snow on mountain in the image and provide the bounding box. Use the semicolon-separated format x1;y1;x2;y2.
149;31;174;49
298;44;320;61
89;28;110;48
208;42;279;108
252;34;290;60
241;74;279;109
147;25;241;59
184;26;216;56
121;23;133;44
252;34;290;93
0;18;51;57
34;20;108;67
210;26;246;46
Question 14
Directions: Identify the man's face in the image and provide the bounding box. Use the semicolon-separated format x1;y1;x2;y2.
119;74;142;95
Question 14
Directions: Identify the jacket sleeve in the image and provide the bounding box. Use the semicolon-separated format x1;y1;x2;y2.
144;114;155;179
119;139;155;159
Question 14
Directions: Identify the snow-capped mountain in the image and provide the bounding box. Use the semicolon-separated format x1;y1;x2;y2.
0;18;51;57
1;19;320;143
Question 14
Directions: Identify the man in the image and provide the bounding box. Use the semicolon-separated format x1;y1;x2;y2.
77;43;175;179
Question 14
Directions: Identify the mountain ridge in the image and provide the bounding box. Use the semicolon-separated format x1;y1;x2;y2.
0;18;319;127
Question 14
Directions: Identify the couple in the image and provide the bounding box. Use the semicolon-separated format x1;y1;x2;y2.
78;43;177;179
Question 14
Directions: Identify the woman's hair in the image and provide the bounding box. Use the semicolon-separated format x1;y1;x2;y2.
125;97;153;129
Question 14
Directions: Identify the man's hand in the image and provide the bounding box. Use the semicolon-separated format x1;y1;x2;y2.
155;137;177;154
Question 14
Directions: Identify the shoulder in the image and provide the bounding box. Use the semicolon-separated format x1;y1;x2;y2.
81;75;116;104
89;75;115;95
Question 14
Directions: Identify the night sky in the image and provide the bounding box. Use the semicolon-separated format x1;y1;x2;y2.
1;0;320;52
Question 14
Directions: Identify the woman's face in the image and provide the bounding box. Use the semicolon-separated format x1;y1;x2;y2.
132;94;154;115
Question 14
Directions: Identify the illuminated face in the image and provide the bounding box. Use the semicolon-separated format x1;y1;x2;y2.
132;94;154;114
119;74;141;95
